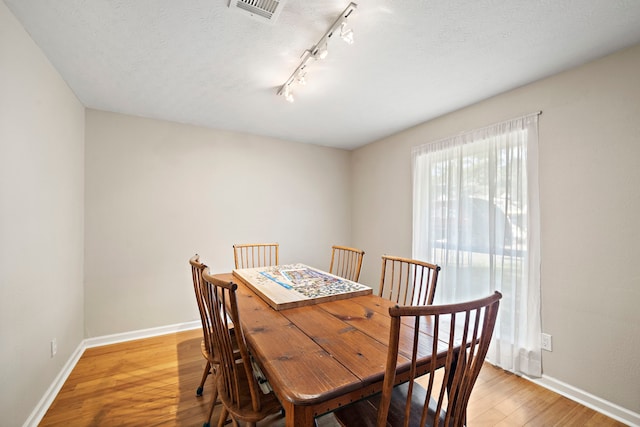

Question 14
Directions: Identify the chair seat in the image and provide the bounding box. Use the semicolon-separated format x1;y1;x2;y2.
334;381;452;427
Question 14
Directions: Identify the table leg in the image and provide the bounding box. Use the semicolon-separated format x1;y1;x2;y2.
283;400;316;427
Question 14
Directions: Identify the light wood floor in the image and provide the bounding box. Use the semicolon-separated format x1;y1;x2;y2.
40;329;625;426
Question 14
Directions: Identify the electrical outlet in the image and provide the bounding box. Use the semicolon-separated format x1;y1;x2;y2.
51;338;57;358
541;333;552;351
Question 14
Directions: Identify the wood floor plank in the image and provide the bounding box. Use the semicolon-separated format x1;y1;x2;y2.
39;329;627;426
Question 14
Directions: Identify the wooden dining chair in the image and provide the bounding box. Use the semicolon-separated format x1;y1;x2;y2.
233;243;279;269
379;255;441;305
334;291;502;427
190;255;216;397
201;268;282;427
190;254;236;425
329;245;365;282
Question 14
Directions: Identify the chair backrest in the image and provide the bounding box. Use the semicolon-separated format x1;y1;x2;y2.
377;291;502;427
189;254;216;360
329;245;365;282
379;255;440;305
233;243;279;269
201;268;265;413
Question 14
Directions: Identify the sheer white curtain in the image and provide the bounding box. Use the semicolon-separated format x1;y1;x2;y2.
411;113;541;377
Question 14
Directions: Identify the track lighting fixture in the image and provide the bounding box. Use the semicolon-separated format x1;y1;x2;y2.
277;2;357;102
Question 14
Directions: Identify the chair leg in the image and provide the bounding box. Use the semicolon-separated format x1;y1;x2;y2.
206;382;220;427
197;361;211;396
216;407;229;427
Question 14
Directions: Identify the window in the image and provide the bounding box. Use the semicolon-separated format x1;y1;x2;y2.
412;113;541;376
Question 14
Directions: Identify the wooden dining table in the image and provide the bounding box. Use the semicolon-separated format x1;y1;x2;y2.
212;270;454;427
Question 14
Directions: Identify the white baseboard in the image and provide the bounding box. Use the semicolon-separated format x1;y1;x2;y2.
22;341;86;427
528;375;640;426
23;321;201;427
84;320;200;348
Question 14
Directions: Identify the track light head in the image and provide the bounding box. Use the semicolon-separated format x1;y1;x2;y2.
296;71;307;86
311;41;329;60
284;85;294;103
340;22;354;45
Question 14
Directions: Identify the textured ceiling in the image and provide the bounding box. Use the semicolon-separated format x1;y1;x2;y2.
5;0;640;149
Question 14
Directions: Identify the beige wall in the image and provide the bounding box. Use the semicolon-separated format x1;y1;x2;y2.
0;2;85;426
352;44;640;413
84;110;352;337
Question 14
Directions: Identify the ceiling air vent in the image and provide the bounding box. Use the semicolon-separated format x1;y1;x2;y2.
229;0;288;22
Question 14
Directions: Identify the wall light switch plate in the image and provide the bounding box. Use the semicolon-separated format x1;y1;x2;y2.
541;333;552;351
51;338;57;358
